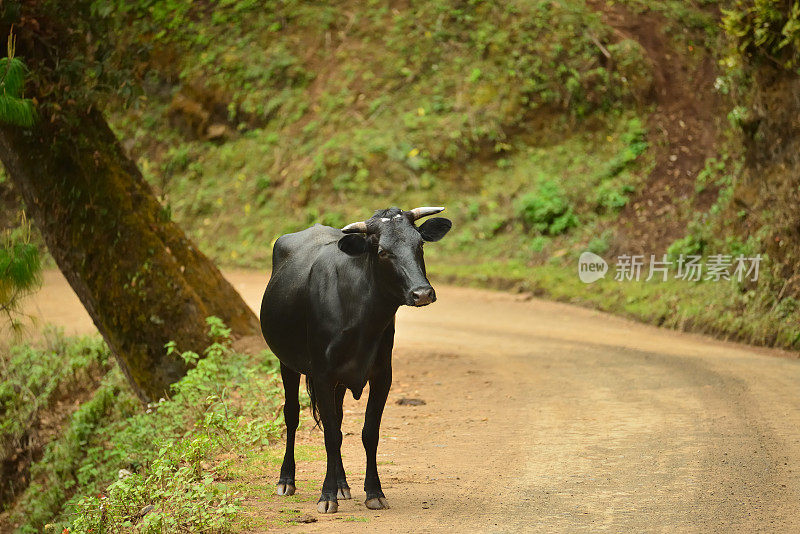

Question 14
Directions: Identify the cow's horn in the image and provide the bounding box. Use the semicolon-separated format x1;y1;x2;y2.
409;206;445;220
341;221;368;233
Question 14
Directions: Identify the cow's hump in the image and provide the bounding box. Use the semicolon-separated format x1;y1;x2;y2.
272;224;342;268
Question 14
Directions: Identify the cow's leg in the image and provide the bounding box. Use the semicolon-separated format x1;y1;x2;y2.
277;362;300;496
362;365;392;510
334;384;351;499
314;375;343;513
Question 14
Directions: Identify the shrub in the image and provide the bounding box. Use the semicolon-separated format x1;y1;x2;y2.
516;180;578;235
723;1;800;71
6;318;282;533
600;117;648;181
596;182;635;213
587;230;613;255
667;233;706;260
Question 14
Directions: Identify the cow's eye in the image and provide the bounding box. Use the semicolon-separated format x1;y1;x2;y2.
377;247;392;259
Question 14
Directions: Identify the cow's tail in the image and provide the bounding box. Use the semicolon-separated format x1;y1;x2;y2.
305;375;322;429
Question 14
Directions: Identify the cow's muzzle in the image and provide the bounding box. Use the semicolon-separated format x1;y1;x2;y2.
409;286;436;307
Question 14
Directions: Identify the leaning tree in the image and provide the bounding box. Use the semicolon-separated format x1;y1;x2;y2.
0;1;260;400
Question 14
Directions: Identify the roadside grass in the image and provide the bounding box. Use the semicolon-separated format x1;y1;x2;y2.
212;443;375;532
428;258;800;351
0;329;112;481
0;329;113;529
1;320;369;533
147;110;650;269
1;319;302;533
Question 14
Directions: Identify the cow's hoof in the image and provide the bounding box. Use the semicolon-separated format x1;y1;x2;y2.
276;483;295;496
337;487;351;499
317;499;339;513
365;497;390;510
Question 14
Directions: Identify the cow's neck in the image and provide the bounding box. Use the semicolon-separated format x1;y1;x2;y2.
363;257;402;321
366;285;400;325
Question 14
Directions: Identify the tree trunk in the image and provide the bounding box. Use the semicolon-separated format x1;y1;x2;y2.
0;108;260;401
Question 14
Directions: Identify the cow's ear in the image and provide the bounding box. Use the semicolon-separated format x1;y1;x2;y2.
338;234;368;256
418;217;452;242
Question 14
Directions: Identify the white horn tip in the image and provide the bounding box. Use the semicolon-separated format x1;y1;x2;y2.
341;221;368;233
409;206;446;220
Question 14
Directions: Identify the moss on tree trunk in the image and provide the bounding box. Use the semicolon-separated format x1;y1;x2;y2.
0;109;260;401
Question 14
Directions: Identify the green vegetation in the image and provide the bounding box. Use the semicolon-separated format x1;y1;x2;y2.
0;214;40;333
106;0;651;260
723;0;800;71
0;34;36;128
0;330;109;469
81;0;795;352
0;0;793;353
516;180;579;236
2;319;285;533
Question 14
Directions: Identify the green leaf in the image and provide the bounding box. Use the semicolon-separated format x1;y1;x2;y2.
0;94;36;127
0;57;29;97
0;55;37;127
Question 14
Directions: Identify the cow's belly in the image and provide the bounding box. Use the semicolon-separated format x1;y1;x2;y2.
260;284;313;375
264;314;385;396
326;330;389;399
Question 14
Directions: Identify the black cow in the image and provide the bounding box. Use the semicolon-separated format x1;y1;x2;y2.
260;206;452;513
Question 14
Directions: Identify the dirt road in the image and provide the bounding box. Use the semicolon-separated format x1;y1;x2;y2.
17;270;800;532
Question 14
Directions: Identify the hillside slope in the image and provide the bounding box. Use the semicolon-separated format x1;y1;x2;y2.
99;0;798;350
0;2;796;346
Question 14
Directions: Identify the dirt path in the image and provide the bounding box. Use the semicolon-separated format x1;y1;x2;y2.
15;270;800;532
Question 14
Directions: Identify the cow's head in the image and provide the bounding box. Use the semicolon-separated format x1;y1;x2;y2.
338;206;452;306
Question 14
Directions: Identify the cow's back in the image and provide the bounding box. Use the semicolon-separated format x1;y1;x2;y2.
260;224;343;373
271;224;341;270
